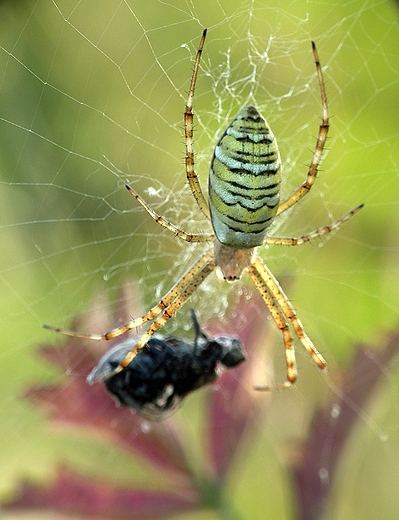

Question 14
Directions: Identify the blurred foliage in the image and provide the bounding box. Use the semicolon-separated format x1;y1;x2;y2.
0;0;399;519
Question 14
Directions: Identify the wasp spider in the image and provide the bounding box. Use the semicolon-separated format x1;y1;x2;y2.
45;30;363;389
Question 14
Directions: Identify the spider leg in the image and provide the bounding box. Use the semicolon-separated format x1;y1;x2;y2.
246;263;297;390
277;41;329;216
184;29;211;220
265;203;364;246
108;251;215;377
125;185;213;242
43;247;214;341
247;253;327;388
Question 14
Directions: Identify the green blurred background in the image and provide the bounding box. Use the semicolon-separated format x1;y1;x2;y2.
1;0;399;518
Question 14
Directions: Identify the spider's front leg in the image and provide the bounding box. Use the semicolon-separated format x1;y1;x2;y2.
43;248;215;343
246;253;327;390
252;254;327;370
107;249;216;378
246;260;297;390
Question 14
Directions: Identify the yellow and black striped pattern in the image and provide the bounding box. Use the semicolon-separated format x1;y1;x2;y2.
209;105;281;248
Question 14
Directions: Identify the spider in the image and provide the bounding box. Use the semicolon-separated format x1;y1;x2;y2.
87;309;245;420
44;30;363;390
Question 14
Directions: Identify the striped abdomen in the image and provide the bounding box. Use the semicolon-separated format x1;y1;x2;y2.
209;105;281;248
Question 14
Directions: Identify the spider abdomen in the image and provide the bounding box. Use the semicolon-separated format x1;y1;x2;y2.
209;105;281;248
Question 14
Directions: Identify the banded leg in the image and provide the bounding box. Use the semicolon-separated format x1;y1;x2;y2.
246;263;297;389
184;29;211;220
249;253;327;370
43;248;215;341
125;185;214;242
265;204;364;246
109;256;215;376
277;41;329;216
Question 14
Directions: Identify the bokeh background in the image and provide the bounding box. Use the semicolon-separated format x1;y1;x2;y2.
1;0;399;518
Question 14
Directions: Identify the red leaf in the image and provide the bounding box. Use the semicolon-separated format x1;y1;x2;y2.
292;332;399;520
5;466;199;519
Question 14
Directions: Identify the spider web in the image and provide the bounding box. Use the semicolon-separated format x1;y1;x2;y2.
1;0;399;518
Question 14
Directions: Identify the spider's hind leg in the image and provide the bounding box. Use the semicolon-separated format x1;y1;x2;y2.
125;184;213;243
276;41;329;217
184;29;211;220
